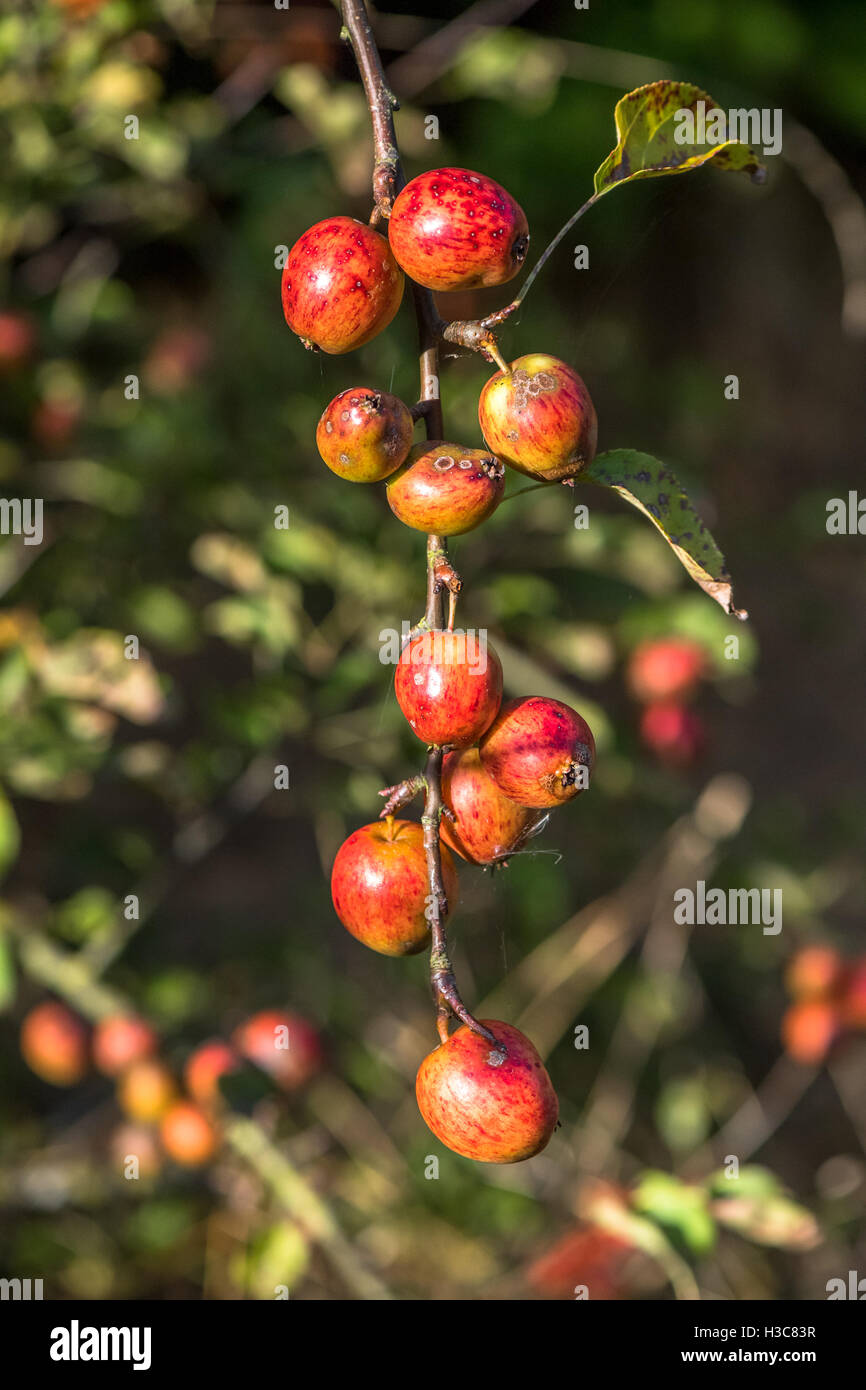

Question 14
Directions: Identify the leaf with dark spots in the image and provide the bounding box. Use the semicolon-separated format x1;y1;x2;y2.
594;81;766;198
581;449;747;620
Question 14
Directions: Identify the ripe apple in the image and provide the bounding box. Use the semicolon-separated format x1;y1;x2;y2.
627;638;706;704
478;353;597;481
331;818;458;956
92;1014;157;1077
281;216;403;354
232;1010;323;1091
388;167;529;292
440;747;547;865
781;999;838;1066
20;1001;89;1086
784;946;841;1002
395;629;503;748
117;1059;177;1124
480;696;595;808
386;442;504;535
639;701;706;766
316;387;414;482
416;1019;558;1162
160;1101;219;1167
184;1039;241;1106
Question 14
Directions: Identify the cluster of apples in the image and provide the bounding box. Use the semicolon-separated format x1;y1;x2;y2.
781;946;866;1065
627;636;708;767
282;168;598;527
281;167;606;1163
20;1000;322;1172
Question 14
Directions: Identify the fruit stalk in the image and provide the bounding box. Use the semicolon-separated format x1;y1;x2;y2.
343;0;492;1044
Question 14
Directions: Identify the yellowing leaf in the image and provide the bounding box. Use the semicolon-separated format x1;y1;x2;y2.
583;450;747;620
594;81;766;197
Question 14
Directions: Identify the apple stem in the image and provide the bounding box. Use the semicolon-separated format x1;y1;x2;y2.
343;0;493;1049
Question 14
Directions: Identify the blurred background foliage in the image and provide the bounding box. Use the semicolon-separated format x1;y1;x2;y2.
0;0;864;1300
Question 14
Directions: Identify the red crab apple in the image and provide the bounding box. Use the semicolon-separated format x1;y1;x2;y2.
416;1019;558;1163
480;696;595;809
386;442;504;535
184;1039;241;1107
316;387;414;482
331;818;458;957
839;961;866;1029
92;1014;157;1077
395;629;503;748
440;747;547;865
0;311;37;371
784;946;842;1002
160;1101;219;1167
627;638;706;704
478;353;597;481
20;1001;89;1086
232;1010;323;1091
640;701;706;766
281;216;403;354
781;999;838;1066
388;167;529;292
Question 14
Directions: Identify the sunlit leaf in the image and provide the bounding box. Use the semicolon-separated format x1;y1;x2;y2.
594;81;767;197
582;450;747;619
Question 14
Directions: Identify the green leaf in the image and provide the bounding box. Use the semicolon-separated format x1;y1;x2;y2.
594;81;766;197
632;1171;717;1259
582;450;747;620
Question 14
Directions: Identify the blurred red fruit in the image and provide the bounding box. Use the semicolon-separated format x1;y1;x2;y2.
117;1059;177;1123
232;1010;323;1091
526;1225;631;1300
627;638;706;704
184;1039;241;1106
781;999;838;1065
784;945;842;1001
639;701;706;766
839;961;866;1029
31;398;81;451
20;1001;89;1086
93;1014;157;1076
0;312;36;370
110;1123;162;1179
160;1101;219;1167
143;326;211;394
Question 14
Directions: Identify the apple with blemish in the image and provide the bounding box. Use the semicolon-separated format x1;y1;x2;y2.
281;216;404;354
480;695;595;808
395;630;502;748
388;168;529;292
440;747;547;865
232;1010;323;1091
416;1019;558;1162
331;819;458;957
316;387;414;482
387;442;504;534
479;353;597;480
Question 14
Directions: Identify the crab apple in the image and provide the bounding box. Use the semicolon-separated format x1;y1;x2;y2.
0;311;36;371
20;1001;89;1086
478;353;597;481
785;945;842;1001
781;999;838;1066
839;961;866;1029
416;1019;558;1163
440;747;547;866
232;1010;323;1091
388;167;529;292
316;387;414;482
160;1101;219;1167
184;1039;241;1107
92;1014;157;1077
395;630;503;748
331;818;458;956
640;701;706;766
281;217;403;354
627;638;706;704
480;696;595;809
117;1059;177;1124
386;442;504;535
